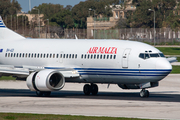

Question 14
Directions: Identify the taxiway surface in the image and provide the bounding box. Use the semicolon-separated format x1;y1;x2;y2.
0;74;180;119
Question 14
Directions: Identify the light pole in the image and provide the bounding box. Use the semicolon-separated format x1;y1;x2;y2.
33;8;40;38
46;19;49;38
89;8;96;39
149;9;155;46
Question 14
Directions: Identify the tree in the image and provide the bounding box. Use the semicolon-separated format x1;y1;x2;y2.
165;2;180;31
131;0;153;28
0;0;21;17
50;9;72;28
126;0;177;28
72;0;116;28
30;3;64;20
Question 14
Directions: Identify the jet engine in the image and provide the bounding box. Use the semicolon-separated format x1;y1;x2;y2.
26;69;65;91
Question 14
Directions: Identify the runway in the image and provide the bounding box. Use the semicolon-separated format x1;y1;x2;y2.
0;74;180;119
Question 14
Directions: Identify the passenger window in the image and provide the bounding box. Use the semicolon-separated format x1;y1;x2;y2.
25;53;27;58
19;53;21;57
97;55;99;59
91;55;93;59
37;54;39;58
84;54;86;59
41;54;43;58
72;54;74;58
107;55;109;59
103;55;106;59
66;54;68;58
69;54;71;58
60;54;62;58
47;54;49;58
114;55;116;59
75;54;77;58
44;54;46;58
81;54;83;59
11;53;13;57
8;53;10;57
53;54;55;58
50;54;52;58
16;53;18;57
29;53;31;58
56;54;59;58
14;53;16;57
110;55;112;59
34;54;36;58
94;55;96;59
5;53;7;57
87;54;90;59
63;54;65;58
100;55;102;59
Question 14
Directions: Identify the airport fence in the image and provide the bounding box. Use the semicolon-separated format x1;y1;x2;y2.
2;15;180;45
93;28;180;45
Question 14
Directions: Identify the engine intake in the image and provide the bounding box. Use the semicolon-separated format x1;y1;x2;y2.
26;69;65;91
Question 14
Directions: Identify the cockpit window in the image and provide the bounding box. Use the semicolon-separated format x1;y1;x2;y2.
145;54;150;59
150;53;159;57
139;53;150;59
139;53;145;59
159;53;165;57
139;53;164;59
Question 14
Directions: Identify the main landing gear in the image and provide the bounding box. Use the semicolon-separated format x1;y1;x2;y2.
83;84;98;95
36;91;51;97
140;89;149;98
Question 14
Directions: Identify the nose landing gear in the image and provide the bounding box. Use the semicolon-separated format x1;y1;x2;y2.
140;89;149;98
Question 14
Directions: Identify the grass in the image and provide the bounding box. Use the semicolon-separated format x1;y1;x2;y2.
0;113;150;120
177;57;180;61
156;47;180;55
0;76;16;80
171;65;180;74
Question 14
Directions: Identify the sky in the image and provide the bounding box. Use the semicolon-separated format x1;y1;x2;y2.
16;0;86;12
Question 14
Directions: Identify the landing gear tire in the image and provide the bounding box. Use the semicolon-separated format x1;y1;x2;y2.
91;84;98;95
44;91;51;97
140;89;149;98
83;84;99;95
36;91;44;97
36;91;51;97
83;84;91;95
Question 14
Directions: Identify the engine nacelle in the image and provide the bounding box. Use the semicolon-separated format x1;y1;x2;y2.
26;69;65;91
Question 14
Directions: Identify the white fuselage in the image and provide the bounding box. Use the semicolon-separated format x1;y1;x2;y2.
0;39;172;84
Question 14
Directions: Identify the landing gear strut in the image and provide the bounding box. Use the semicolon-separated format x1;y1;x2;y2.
140;89;149;98
36;91;51;97
83;84;98;95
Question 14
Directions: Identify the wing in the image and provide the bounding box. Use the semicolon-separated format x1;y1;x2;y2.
0;65;79;79
166;57;178;63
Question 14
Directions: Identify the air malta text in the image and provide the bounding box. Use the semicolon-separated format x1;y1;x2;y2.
87;47;117;54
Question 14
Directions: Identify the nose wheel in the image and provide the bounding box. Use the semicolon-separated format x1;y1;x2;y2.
83;84;98;95
140;89;149;98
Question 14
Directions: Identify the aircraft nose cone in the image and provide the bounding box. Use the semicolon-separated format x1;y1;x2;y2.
156;59;172;70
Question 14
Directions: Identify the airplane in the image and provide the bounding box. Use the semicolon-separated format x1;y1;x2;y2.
0;16;172;98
